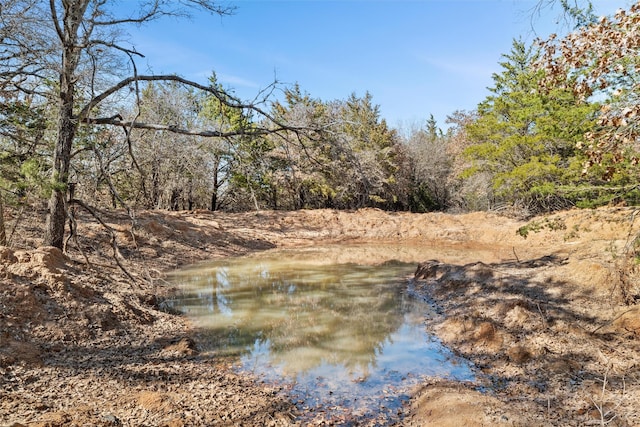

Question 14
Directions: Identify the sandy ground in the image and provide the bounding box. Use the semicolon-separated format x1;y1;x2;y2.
1;206;640;426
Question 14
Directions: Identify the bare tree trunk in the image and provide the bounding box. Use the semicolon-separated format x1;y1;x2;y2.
43;1;88;249
187;179;194;210
170;188;181;211
0;193;6;246
151;160;160;208
211;156;220;211
44;100;75;248
210;191;218;211
250;186;260;212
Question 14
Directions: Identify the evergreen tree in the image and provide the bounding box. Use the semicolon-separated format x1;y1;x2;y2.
200;74;253;211
538;3;640;206
462;39;598;213
338;92;402;208
0;93;49;245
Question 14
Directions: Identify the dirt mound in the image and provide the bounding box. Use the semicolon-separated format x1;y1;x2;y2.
404;379;511;427
412;256;640;425
2;206;640;426
0;245;130;349
611;306;640;336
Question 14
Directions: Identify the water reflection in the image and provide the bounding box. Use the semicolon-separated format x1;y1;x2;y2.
169;245;475;424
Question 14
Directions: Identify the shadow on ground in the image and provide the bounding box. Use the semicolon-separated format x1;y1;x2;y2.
412;255;640;426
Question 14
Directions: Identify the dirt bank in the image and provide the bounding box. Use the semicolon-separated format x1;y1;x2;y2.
1;207;639;425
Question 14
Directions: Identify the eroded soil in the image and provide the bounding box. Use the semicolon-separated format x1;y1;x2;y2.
1;207;640;426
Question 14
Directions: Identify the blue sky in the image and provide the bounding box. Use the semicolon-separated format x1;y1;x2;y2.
125;0;631;129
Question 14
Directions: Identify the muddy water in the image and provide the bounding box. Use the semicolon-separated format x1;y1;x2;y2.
169;244;484;425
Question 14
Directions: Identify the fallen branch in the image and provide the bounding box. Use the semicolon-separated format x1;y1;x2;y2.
68;198;141;286
64;202;92;268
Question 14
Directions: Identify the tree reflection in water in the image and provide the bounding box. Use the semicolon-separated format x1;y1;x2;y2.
169;246;475;423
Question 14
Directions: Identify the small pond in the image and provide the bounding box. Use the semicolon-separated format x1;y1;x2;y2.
168;244;476;425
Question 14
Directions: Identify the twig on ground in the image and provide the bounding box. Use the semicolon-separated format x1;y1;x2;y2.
590;308;637;335
536;302;548;329
590;366;615;426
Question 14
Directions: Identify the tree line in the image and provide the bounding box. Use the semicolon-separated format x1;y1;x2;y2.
2;0;640;250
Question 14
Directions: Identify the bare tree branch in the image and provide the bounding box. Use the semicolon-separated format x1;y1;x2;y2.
68;198;141;285
78;75;322;141
79;74;260;120
82;116;282;138
86;39;145;58
91;0;235;26
49;0;64;40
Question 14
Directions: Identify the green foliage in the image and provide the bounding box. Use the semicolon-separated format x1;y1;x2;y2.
264;87;405;210
20;159;48;194
462;39;599;213
338;92;402;208
409;182;439;213
0;95;51;207
200;73;251;132
557;0;596;27
516;217;567;239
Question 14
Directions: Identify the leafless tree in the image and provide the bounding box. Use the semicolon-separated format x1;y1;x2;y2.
532;0;596;28
402;116;452;211
1;0;308;249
